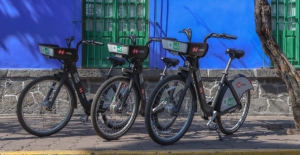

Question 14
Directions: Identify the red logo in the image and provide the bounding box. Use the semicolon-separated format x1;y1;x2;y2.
132;49;139;54
58;50;66;55
79;87;83;93
192;47;198;53
236;82;242;88
141;88;145;95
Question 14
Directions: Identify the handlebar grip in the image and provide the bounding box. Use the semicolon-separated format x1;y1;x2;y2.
150;38;162;42
93;41;104;46
84;40;104;46
223;34;237;39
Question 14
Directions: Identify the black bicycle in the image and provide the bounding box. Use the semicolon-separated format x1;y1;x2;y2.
16;36;132;137
90;37;181;140
145;29;253;145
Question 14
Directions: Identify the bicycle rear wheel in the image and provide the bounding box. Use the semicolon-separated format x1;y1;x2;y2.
216;90;250;135
91;76;139;140
17;76;74;137
145;75;195;145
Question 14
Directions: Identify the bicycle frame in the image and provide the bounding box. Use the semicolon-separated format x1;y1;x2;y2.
173;56;243;117
43;35;138;115
119;60;147;116
45;60;90;110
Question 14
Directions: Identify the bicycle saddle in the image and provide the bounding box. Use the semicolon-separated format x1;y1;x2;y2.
226;48;245;59
107;56;126;66
161;57;180;67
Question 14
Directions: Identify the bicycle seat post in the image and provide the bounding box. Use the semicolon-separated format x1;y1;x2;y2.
160;65;168;80
223;57;233;76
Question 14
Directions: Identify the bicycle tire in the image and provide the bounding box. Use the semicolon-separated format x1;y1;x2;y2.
17;76;74;137
216;90;250;135
91;76;139;140
145;75;195;145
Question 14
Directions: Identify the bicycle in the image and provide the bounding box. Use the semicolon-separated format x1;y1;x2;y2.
16;36;131;137
144;29;253;145
90;37;181;140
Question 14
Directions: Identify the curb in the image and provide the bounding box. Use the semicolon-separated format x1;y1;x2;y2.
1;150;300;155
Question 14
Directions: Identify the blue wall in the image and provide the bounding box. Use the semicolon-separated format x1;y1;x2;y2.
0;0;270;69
149;0;270;69
0;0;82;69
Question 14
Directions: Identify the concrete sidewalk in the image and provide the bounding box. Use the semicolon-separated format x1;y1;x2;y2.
0;115;299;155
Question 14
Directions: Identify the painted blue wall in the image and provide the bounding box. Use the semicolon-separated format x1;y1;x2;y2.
0;0;270;69
149;0;270;69
0;0;82;69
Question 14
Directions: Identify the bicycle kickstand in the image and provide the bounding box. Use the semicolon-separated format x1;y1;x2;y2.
79;99;93;123
206;111;223;141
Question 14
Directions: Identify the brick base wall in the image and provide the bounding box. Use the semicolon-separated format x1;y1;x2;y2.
0;69;293;116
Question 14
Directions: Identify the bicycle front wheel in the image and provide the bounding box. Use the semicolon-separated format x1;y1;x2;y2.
17;76;74;137
216;90;250;135
91;76;139;140
145;75;195;145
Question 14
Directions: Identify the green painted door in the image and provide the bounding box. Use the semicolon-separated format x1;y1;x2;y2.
82;0;149;68
271;0;300;68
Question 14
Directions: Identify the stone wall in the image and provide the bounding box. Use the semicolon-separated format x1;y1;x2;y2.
0;69;292;116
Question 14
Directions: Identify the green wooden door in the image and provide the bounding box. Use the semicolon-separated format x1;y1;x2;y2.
82;0;149;68
271;0;300;68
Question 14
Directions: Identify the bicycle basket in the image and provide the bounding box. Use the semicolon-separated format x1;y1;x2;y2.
107;42;149;60
161;39;188;54
186;42;209;57
38;44;78;62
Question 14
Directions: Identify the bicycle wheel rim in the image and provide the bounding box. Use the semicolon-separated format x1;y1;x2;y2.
217;90;250;133
94;78;138;137
20;79;73;134
149;79;194;142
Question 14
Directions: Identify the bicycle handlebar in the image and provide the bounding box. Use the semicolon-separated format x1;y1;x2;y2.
146;37;162;46
82;40;104;46
204;33;237;42
75;40;104;51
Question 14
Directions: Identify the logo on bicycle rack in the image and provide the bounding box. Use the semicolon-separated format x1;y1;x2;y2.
172;42;179;50
115;46;122;53
79;87;83;94
43;48;49;54
192;47;199;52
58;49;66;55
132;49;139;54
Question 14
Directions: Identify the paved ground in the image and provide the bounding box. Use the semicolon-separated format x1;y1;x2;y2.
0;115;299;155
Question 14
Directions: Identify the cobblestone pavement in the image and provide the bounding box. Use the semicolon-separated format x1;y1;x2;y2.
0;115;299;154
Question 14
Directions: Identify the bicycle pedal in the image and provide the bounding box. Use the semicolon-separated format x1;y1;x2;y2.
79;115;89;122
207;123;218;130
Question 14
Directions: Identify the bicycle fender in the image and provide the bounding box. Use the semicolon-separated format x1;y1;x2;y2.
54;73;77;109
215;74;253;112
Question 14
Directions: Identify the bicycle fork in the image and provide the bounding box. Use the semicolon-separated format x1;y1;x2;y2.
110;80;132;115
41;72;68;110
